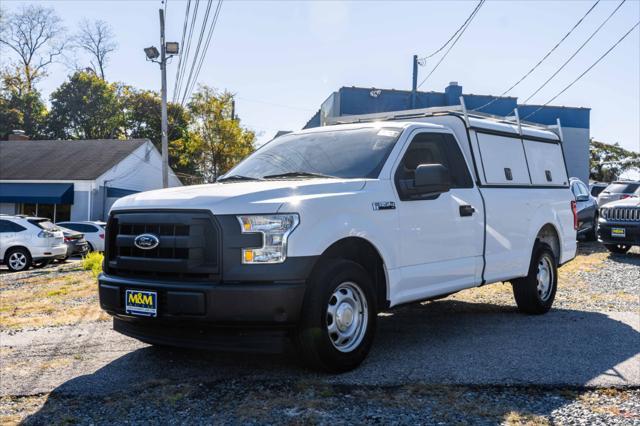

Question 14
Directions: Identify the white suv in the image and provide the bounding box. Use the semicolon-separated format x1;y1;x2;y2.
0;215;66;272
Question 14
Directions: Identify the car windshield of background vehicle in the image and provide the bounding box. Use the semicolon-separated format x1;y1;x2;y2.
224;127;402;180
606;183;640;193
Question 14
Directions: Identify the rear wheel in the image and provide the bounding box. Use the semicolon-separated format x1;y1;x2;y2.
5;248;32;272
295;259;377;373
511;243;557;315
605;244;631;254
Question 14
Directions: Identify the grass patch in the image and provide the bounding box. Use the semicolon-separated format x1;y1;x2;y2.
82;252;104;278
0;271;108;331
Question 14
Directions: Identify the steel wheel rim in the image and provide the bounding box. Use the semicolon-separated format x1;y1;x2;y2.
9;252;27;270
536;255;554;301
326;281;368;353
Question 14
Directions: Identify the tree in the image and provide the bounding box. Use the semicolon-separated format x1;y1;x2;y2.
121;88;194;176
590;139;640;181
0;68;48;139
75;19;117;80
48;71;124;139
0;5;66;91
185;87;255;182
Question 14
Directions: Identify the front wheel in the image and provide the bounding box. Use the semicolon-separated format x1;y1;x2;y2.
295;259;377;373
510;243;557;315
605;243;631;254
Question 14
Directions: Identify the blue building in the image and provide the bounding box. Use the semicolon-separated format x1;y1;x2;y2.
304;82;590;183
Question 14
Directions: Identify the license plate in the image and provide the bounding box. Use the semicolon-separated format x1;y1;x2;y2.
125;290;157;317
611;227;626;238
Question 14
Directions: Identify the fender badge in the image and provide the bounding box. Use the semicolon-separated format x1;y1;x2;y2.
372;201;396;211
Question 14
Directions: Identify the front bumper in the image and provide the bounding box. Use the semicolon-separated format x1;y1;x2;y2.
98;273;307;325
597;221;640;246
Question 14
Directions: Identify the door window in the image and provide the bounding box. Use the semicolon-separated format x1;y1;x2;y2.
395;132;472;200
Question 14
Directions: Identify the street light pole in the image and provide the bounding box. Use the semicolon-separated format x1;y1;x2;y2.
159;8;169;189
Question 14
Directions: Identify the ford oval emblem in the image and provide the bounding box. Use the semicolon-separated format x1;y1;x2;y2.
134;233;160;250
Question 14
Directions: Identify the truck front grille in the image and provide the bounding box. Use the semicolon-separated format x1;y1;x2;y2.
105;211;221;281
601;207;640;222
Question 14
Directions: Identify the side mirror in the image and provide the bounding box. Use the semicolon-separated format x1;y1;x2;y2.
576;194;589;202
415;164;451;194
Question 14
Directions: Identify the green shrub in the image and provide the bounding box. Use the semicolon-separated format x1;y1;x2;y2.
82;252;104;277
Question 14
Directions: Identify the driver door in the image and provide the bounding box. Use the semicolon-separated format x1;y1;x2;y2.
393;130;484;304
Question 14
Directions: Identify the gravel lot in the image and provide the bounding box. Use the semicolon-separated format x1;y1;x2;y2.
1;242;638;425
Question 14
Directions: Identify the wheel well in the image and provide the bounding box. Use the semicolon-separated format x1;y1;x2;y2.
318;237;388;310
3;246;32;262
536;224;560;263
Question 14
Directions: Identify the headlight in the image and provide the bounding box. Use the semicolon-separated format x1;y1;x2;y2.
237;214;299;264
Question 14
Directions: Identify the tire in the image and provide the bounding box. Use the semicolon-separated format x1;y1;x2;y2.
511;243;557;315
605;244;631;254
295;259;377;373
585;213;598;241
4;248;32;272
87;242;95;252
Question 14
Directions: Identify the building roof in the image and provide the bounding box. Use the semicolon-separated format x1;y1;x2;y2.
0;139;149;181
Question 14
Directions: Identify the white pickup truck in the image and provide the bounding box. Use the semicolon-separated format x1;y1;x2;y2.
99;107;577;372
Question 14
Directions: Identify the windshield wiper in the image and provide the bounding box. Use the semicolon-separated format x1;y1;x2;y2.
263;171;338;180
217;174;262;182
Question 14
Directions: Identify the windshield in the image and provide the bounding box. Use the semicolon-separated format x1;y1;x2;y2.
604;183;640;194
224;127;402;180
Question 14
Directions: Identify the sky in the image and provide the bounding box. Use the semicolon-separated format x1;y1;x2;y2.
2;0;639;152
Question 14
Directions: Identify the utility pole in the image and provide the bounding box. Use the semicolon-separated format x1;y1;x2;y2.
144;12;179;189
411;55;418;109
159;8;169;189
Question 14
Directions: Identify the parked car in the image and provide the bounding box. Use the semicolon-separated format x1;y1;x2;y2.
57;227;89;261
0;215;66;272
570;178;598;240
597;198;640;254
597;181;640;207
589;181;608;198
98;111;578;372
56;221;106;251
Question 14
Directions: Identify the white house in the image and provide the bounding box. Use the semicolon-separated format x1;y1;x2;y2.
0;139;182;222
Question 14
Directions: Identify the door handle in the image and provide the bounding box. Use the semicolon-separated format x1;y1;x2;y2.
459;205;475;217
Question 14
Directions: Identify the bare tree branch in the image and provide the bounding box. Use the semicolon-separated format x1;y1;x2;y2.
74;19;117;80
0;4;66;91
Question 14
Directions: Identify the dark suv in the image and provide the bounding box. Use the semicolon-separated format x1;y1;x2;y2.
597;198;640;253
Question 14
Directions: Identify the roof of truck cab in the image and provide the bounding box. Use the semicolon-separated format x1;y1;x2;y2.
323;109;561;142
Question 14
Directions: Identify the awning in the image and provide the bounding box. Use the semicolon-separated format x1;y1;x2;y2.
0;183;74;204
106;187;139;198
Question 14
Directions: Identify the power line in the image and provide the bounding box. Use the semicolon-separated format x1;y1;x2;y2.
172;0;191;103
417;0;485;88
473;0;600;111
183;0;223;104
174;0;200;103
418;1;484;62
522;20;639;121
180;0;214;105
523;0;626;104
